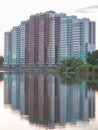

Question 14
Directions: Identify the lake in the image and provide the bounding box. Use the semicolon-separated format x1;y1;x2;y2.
0;72;98;130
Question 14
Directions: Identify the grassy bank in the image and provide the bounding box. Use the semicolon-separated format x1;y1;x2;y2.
75;64;98;76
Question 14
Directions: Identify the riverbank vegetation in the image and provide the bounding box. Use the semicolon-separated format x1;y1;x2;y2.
0;56;4;66
56;50;98;75
56;58;83;73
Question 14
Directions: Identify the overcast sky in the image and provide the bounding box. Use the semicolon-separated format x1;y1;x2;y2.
0;0;98;56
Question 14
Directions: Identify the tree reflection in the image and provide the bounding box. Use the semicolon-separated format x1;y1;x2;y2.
57;73;98;91
0;72;3;81
57;73;83;85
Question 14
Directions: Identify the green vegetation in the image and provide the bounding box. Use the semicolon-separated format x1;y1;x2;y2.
0;56;4;66
55;50;98;90
57;73;98;90
57;73;83;85
56;50;98;76
0;73;3;81
76;64;98;72
56;58;83;74
87;50;98;65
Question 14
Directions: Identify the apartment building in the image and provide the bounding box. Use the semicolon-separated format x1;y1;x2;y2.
4;32;12;64
20;21;27;65
72;18;96;62
11;26;20;64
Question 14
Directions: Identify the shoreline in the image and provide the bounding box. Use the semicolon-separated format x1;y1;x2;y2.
0;66;56;73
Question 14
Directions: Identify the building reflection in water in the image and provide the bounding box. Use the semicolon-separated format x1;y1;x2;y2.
4;73;95;128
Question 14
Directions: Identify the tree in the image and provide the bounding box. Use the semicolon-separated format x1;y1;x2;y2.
0;56;4;66
57;58;83;73
87;50;98;65
71;58;83;67
87;52;92;64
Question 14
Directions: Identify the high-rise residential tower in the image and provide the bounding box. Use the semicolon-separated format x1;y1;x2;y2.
11;26;20;64
47;11;55;65
72;18;96;62
59;13;67;60
4;32;12;65
20;21;27;65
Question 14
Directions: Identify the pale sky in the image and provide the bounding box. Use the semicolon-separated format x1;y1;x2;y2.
0;0;98;56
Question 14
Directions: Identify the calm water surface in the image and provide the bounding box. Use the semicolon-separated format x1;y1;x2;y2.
0;72;98;130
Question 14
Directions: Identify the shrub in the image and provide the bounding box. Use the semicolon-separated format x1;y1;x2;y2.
93;66;98;72
75;64;93;72
66;66;75;72
87;65;93;71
